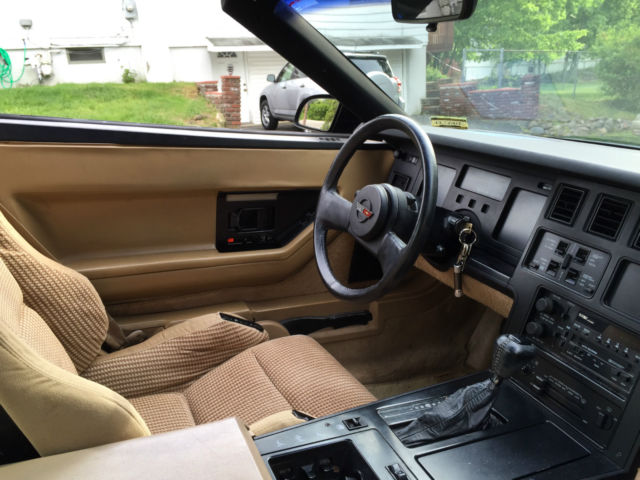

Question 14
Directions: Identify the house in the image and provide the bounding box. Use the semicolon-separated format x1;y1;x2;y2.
0;0;428;124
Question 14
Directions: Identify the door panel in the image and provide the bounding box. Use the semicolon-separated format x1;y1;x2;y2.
0;143;394;305
0;134;496;390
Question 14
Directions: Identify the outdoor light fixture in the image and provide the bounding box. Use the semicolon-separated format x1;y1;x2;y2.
123;0;138;21
19;19;32;30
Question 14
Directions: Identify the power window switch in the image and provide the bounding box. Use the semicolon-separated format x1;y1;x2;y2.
387;463;409;480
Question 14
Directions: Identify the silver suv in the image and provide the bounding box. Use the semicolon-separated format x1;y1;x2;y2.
259;53;404;129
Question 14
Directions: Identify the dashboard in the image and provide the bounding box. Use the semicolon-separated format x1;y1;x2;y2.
386;139;640;473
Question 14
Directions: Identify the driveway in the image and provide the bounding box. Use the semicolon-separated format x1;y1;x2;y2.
240;122;300;132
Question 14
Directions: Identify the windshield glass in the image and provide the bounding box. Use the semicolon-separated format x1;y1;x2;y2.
292;0;640;148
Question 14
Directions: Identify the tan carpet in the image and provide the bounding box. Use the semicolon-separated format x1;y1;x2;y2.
365;366;474;399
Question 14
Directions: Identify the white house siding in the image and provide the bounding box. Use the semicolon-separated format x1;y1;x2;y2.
169;47;214;82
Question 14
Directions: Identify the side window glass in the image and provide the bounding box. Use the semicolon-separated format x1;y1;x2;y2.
291;68;306;80
277;64;295;83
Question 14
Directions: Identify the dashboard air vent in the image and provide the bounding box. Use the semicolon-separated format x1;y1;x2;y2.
633;229;640;250
548;185;585;225
586;195;631;240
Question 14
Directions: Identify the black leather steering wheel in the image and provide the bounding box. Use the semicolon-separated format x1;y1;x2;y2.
314;114;438;302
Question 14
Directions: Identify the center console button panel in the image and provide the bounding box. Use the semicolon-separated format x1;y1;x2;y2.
525;230;610;297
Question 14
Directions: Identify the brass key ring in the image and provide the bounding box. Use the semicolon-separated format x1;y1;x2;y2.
458;226;477;247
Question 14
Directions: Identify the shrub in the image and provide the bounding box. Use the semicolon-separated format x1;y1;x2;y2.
122;68;137;84
594;24;640;109
426;65;447;82
307;99;330;120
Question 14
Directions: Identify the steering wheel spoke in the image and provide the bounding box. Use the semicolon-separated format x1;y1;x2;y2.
316;189;352;232
375;231;407;276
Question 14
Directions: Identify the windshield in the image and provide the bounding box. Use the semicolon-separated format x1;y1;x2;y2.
292;0;640;149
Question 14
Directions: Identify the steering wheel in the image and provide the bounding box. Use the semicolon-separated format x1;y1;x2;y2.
314;114;438;302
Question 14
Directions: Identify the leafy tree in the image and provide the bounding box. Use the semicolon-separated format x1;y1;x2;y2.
594;23;640;109
452;0;588;63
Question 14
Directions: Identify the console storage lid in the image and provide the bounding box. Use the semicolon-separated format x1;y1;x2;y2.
0;418;270;480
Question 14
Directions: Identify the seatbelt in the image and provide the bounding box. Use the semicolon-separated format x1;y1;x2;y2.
103;315;146;352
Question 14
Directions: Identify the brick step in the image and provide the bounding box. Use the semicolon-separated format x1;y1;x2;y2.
422;106;441;115
422;97;440;106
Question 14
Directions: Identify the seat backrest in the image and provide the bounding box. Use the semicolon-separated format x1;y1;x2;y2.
0;259;150;457
0;210;108;372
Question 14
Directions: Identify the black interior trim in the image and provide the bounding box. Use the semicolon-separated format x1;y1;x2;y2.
0;406;38;466
281;311;372;336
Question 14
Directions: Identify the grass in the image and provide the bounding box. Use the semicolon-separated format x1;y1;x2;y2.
540;81;636;121
0;82;221;127
536;81;639;146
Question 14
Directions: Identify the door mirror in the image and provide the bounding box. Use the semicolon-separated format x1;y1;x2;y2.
294;95;340;132
266;74;276;82
392;0;477;24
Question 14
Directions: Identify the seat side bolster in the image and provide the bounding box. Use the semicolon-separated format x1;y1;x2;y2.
82;313;269;398
0;328;150;457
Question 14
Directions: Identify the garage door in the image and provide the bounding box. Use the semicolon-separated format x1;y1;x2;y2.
246;51;287;125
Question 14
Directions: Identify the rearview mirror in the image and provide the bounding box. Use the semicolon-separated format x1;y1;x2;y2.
294;95;340;132
392;0;477;24
266;74;276;82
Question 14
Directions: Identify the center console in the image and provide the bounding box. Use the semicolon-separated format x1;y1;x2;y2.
256;372;618;480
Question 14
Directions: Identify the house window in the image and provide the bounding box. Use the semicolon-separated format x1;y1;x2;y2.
67;47;105;64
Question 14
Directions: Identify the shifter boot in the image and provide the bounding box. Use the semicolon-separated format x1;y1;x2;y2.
396;335;535;447
396;378;497;447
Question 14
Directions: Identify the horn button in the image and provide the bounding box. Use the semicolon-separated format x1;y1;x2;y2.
350;184;389;240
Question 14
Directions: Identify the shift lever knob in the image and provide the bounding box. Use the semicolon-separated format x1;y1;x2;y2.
491;334;536;381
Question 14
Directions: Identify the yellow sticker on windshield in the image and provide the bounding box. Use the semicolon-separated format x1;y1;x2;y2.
430;116;468;129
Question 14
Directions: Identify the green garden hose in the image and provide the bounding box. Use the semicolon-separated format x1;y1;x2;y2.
0;41;27;89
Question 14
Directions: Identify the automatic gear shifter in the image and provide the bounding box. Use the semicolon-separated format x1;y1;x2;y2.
396;334;535;447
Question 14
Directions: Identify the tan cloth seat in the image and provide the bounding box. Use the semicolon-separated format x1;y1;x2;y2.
0;211;375;456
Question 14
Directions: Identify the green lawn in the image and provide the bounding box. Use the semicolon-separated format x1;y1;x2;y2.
0;82;221;127
540;82;635;121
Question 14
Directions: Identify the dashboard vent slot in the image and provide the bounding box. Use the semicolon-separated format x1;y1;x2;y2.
633;229;640;250
548;185;585;225
587;195;631;240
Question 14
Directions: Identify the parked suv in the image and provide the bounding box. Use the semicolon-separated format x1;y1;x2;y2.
259;53;404;129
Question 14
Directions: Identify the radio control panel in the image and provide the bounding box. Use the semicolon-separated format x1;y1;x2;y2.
515;288;640;446
524;288;640;397
516;354;624;447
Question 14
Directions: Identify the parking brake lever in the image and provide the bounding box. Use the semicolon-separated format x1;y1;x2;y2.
396;334;535;447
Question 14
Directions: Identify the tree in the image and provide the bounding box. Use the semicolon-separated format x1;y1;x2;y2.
452;0;589;64
594;23;640;109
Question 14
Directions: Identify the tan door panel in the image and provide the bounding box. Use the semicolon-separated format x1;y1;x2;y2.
0;142;393;304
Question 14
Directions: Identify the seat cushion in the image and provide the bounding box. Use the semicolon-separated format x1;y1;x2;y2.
129;393;196;434
82;314;268;397
131;335;376;434
185;335;376;427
